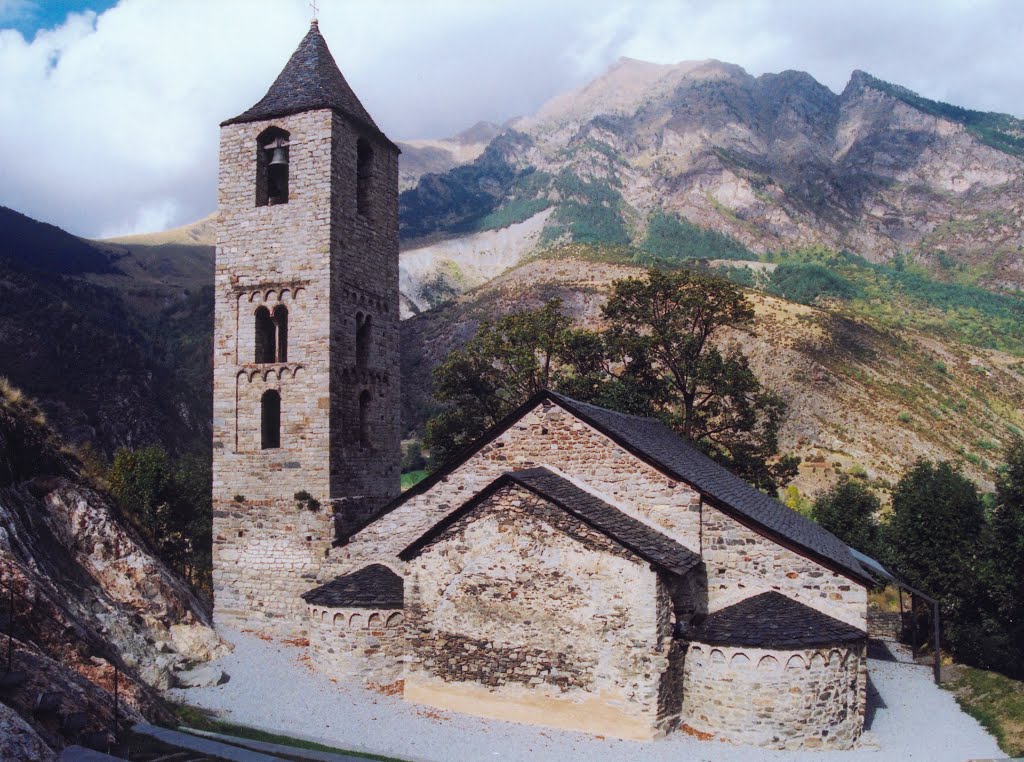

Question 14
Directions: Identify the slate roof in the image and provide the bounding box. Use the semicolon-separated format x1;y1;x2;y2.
400;467;702;577
301;563;403;609
688;592;866;648
540;391;870;585
222;22;395;148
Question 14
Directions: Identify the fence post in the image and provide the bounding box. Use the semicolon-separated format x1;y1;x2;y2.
112;663;119;743
910;595;919;658
5;583;12;674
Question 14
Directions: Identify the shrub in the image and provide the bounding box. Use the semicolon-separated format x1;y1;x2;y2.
768;262;858;304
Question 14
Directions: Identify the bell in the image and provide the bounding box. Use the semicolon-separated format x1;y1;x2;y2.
269;146;288;166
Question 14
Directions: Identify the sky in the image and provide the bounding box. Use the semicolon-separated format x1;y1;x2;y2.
1;0;1023;239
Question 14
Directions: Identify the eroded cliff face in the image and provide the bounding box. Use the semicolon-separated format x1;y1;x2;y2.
400;60;1024;297
0;389;227;753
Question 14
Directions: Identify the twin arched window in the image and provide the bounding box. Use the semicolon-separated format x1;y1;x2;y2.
255;305;288;363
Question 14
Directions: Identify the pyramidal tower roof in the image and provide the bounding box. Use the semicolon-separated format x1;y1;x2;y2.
222;21;392;146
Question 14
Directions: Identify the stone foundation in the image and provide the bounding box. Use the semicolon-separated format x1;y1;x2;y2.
306;605;404;683
681;640;867;750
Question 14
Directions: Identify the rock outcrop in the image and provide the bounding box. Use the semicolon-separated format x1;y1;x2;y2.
0;385;226;754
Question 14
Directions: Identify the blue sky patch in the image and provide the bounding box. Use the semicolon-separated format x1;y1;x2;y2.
1;1;118;39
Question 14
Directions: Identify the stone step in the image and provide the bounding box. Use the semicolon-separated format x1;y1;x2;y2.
178;725;381;761
132;723;284;761
60;745;125;762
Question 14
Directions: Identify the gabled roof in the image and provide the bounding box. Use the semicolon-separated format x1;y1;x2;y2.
222;22;396;150
301;563;403;609
374;390;871;587
399;467;702;577
687;591;866;648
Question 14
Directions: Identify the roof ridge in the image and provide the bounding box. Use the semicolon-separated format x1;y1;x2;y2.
401;467;701;576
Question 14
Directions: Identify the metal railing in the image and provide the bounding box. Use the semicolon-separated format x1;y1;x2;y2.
0;561;123;747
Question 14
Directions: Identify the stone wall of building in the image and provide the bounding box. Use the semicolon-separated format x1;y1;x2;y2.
701;506;868;630
213;105;401;634
307;605;405;683
327;115;401;531
214;111;336;633
680;641;867;750
329;400;703;579
403;484;678;740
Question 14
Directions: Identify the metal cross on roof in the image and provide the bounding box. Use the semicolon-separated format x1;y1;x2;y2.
310;0;319;22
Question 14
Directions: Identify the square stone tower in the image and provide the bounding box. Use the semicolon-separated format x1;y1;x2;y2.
212;21;401;632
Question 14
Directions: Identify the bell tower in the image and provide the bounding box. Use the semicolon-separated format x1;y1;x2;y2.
212;21;401;632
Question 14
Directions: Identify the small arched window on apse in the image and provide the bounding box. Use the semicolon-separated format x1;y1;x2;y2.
261;389;281;449
356;137;373;216
273;305;288;362
255;307;275;363
256;126;290;207
358;389;371;447
356;312;371;368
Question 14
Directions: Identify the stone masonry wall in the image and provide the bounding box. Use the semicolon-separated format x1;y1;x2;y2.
214;105;401;634
403;484;677;740
702;505;868;630
307;605;404;683
214;111;336;633
681;641;867;750
328;115;400;529
328;400;703;580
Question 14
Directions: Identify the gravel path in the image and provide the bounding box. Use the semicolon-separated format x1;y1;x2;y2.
166;629;1003;762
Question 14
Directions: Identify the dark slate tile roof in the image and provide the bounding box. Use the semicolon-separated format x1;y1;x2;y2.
688;591;866;648
400;467;702;577
301;563;403;609
222;21;392;147
544;392;870;585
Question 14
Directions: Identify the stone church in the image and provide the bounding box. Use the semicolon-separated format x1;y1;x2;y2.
213;23;872;751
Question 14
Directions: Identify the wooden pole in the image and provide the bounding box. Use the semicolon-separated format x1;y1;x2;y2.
910;594;919;658
112;663;119;743
933;601;941;685
6;584;12;674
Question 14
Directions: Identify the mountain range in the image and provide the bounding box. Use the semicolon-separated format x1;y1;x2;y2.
1;57;1023;501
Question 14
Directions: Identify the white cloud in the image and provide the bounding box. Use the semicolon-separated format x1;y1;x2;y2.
1;0;1023;238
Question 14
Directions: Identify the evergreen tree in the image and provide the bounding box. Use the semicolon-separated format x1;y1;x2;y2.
884;459;985;658
811;477;879;556
985;437;1024;675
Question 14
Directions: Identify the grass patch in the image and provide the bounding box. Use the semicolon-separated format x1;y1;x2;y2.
868;585;902;613
943;665;1024;756
401;469;429;490
172;704;404;761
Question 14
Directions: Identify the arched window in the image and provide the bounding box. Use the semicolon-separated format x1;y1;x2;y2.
356;137;373;216
255;307;275;363
261;390;281;449
358;390;371;447
256;127;290;207
273;305;288;362
355;312;371;368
